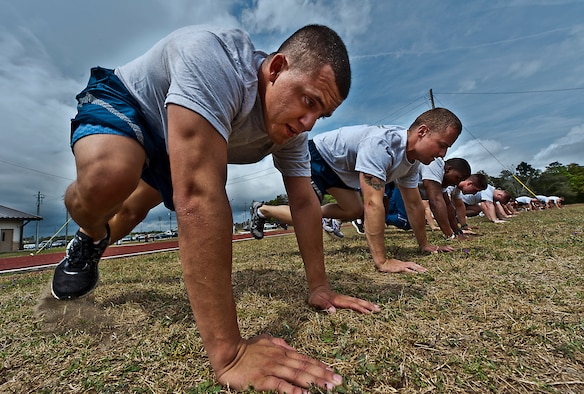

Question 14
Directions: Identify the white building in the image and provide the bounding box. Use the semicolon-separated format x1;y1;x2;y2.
0;205;42;252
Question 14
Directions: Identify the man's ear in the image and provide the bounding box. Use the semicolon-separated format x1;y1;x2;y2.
268;53;288;83
417;124;430;137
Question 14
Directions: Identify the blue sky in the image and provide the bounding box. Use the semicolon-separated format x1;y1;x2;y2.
1;0;583;238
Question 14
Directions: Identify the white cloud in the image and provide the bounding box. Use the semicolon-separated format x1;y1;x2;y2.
447;139;518;177
2;0;582;238
507;60;542;78
241;0;371;41
533;124;584;168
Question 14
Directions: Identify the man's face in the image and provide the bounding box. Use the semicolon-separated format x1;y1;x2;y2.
459;180;482;194
262;60;342;145
443;170;466;187
494;190;506;203
414;125;460;165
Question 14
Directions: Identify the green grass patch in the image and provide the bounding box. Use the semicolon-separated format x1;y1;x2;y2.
1;205;583;392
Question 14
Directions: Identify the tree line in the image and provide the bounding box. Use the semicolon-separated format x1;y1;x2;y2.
488;161;584;204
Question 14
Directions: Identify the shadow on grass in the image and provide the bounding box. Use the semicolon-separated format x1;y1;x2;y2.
35;264;427;345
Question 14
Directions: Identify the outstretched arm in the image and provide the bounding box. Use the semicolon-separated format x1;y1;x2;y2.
360;174;427;273
400;185;455;253
167;104;343;393
284;176;380;314
480;201;505;222
423;179;457;238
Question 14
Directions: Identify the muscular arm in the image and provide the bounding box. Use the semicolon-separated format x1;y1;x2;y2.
444;193;459;230
167;105;343;392
452;196;468;227
360;174;429;273
167;105;240;374
480;201;499;222
400;185;455;253
285;176;379;313
423;179;456;237
360;173;390;268
284;176;328;293
399;186;431;250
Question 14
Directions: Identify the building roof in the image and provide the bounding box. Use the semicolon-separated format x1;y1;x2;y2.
0;205;42;221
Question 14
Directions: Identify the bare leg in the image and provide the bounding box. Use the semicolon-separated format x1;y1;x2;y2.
65;134;146;240
320;188;363;221
259;188;363;223
108;180;163;243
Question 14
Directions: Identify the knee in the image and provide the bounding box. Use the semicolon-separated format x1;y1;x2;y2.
116;204;149;225
346;206;364;220
72;175;139;214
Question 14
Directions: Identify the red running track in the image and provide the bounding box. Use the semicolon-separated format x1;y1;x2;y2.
0;230;294;273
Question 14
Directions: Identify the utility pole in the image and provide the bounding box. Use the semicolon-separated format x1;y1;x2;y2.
35;191;44;249
429;89;435;109
65;209;69;243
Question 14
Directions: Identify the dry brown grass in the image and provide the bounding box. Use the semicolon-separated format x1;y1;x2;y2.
1;205;583;393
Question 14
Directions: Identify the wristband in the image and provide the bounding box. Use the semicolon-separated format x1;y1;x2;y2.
456;228;464;236
444;233;456;240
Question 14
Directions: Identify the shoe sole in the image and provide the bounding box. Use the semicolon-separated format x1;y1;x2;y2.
50;271;99;300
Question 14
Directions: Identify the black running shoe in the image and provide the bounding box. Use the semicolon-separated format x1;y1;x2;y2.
250;201;266;239
352;219;365;235
51;225;110;300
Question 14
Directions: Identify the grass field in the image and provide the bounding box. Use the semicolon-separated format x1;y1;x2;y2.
1;205;583;393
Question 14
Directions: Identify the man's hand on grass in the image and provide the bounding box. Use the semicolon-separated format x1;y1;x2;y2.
421;244;456;253
216;335;343;394
376;258;427;274
308;285;381;314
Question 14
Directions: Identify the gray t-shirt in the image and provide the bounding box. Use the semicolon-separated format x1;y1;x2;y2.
515;196;532;204
312;125;419;189
445;185;463;200
115;25;309;177
462;184;495;205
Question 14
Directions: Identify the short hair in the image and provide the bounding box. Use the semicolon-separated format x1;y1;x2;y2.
468;173;488;190
409;107;463;135
497;190;512;204
275;25;351;99
445;158;471;179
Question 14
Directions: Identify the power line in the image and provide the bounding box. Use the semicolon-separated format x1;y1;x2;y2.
227;168;280;185
0;158;73;181
435;87;584;95
433;96;540;197
371;95;429;125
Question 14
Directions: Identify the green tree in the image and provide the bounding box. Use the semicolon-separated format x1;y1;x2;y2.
265;194;289;206
491;169;522;197
515;161;541;184
566;163;584;203
532;162;572;198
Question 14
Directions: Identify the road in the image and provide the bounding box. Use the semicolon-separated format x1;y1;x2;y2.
0;229;295;274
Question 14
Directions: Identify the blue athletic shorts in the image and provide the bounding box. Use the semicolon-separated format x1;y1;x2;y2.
309;140;356;202
71;67;174;210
